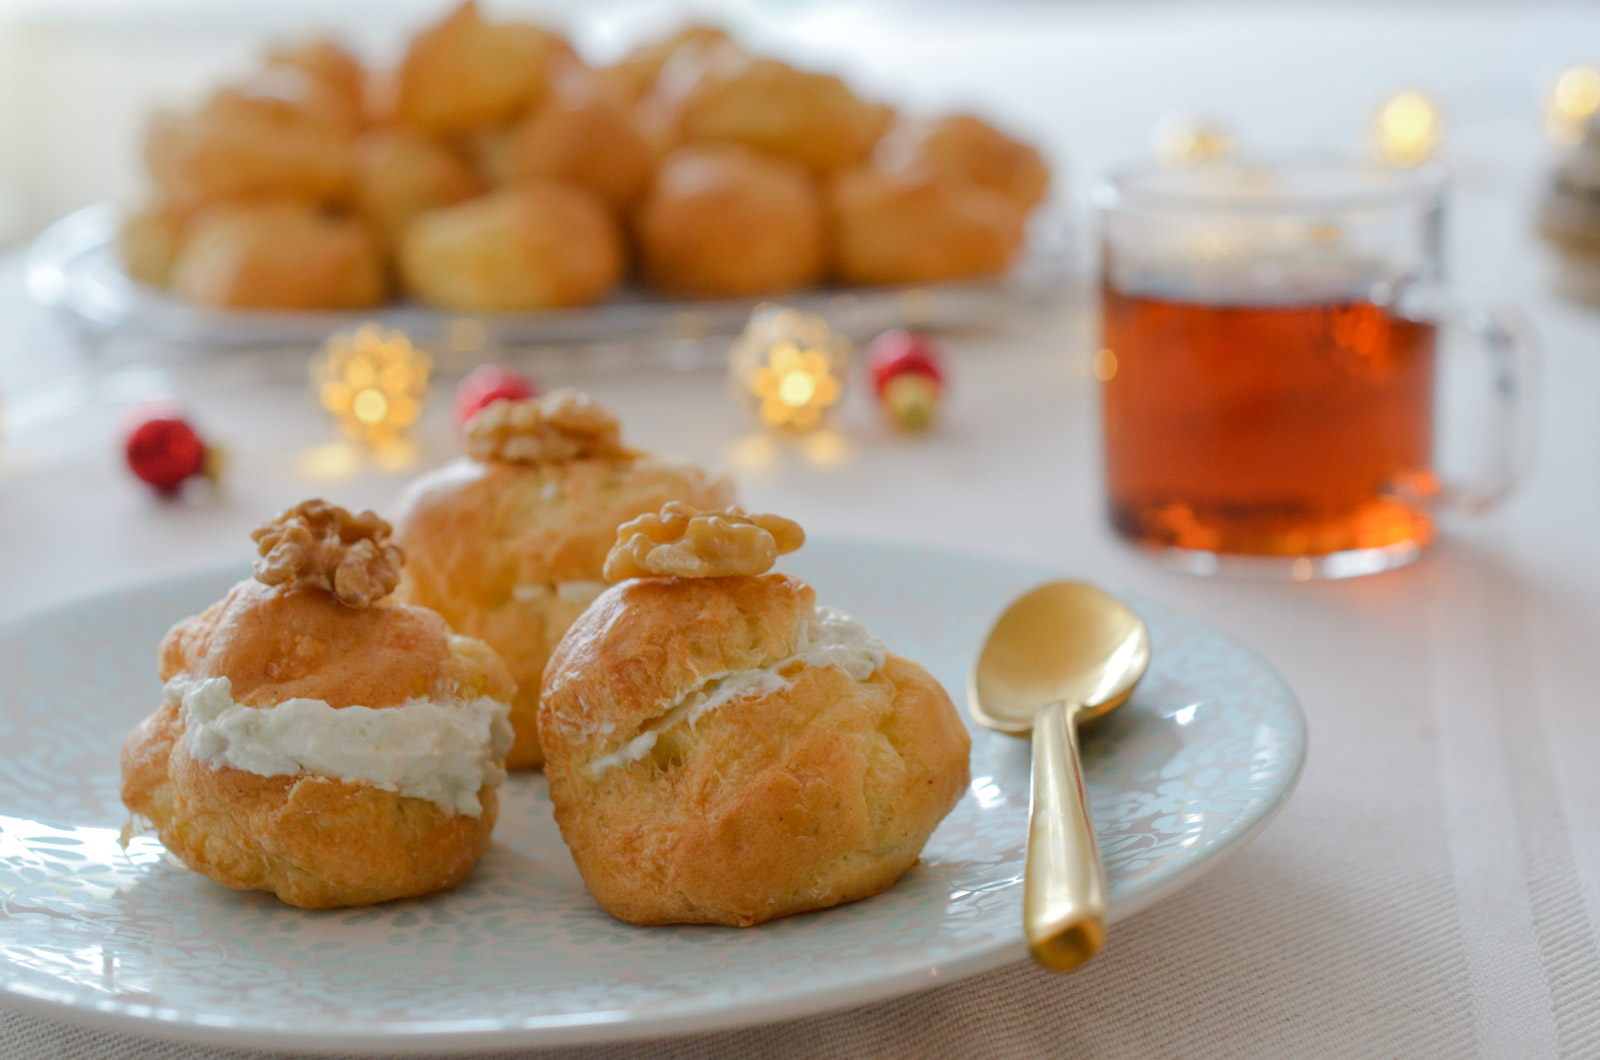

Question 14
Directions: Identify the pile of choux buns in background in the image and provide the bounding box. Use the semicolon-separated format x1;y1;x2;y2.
120;1;1052;312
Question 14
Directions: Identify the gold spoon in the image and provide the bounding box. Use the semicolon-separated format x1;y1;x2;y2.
970;581;1152;971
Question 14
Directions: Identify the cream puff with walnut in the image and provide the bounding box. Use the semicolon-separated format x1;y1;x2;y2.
121;501;515;910
391;392;734;771
539;504;971;927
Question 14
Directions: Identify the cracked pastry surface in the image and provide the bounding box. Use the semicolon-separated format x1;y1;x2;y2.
392;393;734;769
539;506;970;927
120;501;514;909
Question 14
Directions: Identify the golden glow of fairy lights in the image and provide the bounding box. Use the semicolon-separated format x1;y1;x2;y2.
728;306;850;432
1547;65;1600;145
313;324;432;444
1374;90;1443;166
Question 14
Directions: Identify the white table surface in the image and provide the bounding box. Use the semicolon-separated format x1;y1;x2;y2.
4;4;1600;1058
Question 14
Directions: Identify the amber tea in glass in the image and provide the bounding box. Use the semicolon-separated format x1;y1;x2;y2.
1095;161;1530;578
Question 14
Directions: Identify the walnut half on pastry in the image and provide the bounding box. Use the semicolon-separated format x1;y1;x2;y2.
121;500;515;909
539;504;971;927
391;392;735;770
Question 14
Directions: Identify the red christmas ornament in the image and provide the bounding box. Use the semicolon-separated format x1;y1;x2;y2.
122;403;222;495
867;330;945;431
454;365;540;429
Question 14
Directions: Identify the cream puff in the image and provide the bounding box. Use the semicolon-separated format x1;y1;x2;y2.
875;113;1051;214
145;66;360;213
121;500;515;909
392;391;734;770
168;200;387;310
635;145;826;298
392;1;575;137
828;161;1027;286
539;504;971;927
645;43;890;173
504;71;658;212
396;181;623;310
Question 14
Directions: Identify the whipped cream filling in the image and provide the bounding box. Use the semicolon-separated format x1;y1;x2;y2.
165;673;513;816
587;606;887;779
511;579;609;607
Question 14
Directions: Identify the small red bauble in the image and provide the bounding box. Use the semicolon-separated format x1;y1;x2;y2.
867;330;945;397
123;404;219;495
867;330;945;431
454;365;539;429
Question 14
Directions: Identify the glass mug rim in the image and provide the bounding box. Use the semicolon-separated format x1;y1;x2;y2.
1091;155;1446;217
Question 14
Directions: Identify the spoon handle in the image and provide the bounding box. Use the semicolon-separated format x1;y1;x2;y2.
1023;699;1107;970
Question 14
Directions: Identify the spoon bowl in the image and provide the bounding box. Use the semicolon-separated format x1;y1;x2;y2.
968;581;1151;970
970;581;1152;734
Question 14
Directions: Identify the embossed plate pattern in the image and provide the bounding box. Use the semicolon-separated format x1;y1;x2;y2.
0;540;1306;1052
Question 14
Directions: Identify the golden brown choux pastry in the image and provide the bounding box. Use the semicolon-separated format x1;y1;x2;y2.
353;129;482;248
600;23;733;102
393;1;576;137
646;43;890;173
828;162;1027;286
121;500;516;910
264;37;367;126
876;113;1051;213
397;181;623;310
635;145;825;297
505;72;657;211
540;504;971;927
392;391;735;771
169;200;386;309
145;67;360;212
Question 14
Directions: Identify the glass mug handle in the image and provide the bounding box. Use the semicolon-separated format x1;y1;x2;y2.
1385;281;1536;515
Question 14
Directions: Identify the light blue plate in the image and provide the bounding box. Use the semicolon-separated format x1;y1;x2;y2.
0;539;1306;1053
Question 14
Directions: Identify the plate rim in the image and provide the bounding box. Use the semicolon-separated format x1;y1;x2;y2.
0;540;1307;1053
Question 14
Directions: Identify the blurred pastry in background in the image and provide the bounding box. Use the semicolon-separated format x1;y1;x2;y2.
876;113;1051;213
393;1;575;137
644;44;892;173
392;391;734;769
829;163;1026;286
636;145;826;298
120;10;1053;308
169;200;387;309
264;37;369;124
599;23;733;102
145;67;360;213
398;182;623;310
353;130;482;249
504;72;658;212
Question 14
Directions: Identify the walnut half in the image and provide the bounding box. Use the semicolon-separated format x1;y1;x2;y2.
251;499;404;608
463;390;631;465
603;502;805;580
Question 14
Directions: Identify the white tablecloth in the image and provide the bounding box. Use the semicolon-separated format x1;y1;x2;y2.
4;4;1600;1058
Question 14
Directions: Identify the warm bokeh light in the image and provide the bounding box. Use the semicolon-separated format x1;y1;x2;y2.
312;324;432;445
728;306;850;432
1152;114;1234;168
1547;65;1600;145
1374;91;1443;166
